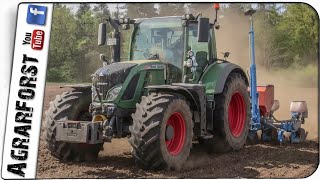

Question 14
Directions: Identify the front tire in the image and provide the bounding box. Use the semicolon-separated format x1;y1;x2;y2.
129;93;193;170
45;90;103;161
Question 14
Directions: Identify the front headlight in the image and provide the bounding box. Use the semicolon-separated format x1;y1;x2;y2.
106;85;122;101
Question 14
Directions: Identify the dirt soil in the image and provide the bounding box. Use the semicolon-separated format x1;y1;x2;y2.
36;83;319;179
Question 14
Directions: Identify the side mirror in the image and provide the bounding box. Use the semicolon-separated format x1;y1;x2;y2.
98;23;106;46
197;17;209;42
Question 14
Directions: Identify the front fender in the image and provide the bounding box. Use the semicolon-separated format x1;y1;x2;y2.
60;84;91;92
200;62;248;95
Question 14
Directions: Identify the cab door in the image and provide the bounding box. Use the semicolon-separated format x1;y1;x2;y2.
186;23;211;83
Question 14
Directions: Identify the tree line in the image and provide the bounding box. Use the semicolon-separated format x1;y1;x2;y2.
47;3;318;84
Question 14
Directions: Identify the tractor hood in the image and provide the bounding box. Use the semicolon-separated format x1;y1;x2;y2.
93;59;162;78
92;62;138;102
94;62;138;77
123;59;167;71
92;60;165;103
122;59;162;65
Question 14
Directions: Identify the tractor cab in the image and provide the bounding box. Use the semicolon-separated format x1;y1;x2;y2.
130;17;185;68
98;14;218;84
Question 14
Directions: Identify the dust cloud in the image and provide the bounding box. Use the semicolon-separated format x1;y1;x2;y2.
215;10;318;140
182;10;318;170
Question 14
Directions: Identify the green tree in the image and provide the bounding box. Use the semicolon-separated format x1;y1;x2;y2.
74;3;97;82
93;3;110;21
277;3;318;66
47;4;78;82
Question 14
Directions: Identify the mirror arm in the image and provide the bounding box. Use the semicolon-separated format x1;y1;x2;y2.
108;17;120;32
213;9;218;26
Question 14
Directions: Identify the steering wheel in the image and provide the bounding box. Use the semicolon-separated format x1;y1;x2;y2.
134;48;150;59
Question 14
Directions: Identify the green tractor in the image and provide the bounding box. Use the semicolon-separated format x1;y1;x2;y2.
45;6;250;170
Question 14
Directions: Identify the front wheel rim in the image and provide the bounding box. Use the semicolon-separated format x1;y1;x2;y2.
228;92;246;137
165;112;186;156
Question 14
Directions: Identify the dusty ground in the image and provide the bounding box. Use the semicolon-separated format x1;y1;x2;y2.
36;83;319;178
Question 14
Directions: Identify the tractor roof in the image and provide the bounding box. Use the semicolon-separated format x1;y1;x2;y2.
134;16;181;23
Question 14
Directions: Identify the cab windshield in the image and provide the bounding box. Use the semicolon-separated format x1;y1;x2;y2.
130;17;184;68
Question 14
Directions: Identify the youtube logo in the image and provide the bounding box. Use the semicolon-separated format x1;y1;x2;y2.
22;30;45;50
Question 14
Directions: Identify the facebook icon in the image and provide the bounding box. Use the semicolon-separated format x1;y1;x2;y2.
26;5;47;25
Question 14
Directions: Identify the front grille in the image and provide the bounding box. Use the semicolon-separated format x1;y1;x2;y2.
93;63;137;101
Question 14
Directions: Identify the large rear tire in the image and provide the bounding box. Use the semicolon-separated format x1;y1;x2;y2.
129;93;193;170
207;72;250;153
45;90;103;161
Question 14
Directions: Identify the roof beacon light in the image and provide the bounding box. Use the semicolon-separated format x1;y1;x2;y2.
214;3;220;11
213;3;220;27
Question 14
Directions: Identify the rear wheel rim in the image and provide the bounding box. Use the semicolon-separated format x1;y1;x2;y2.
165;112;186;156
228;92;246;137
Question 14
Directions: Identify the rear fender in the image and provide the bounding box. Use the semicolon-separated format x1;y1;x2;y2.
200;62;249;95
146;85;200;112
